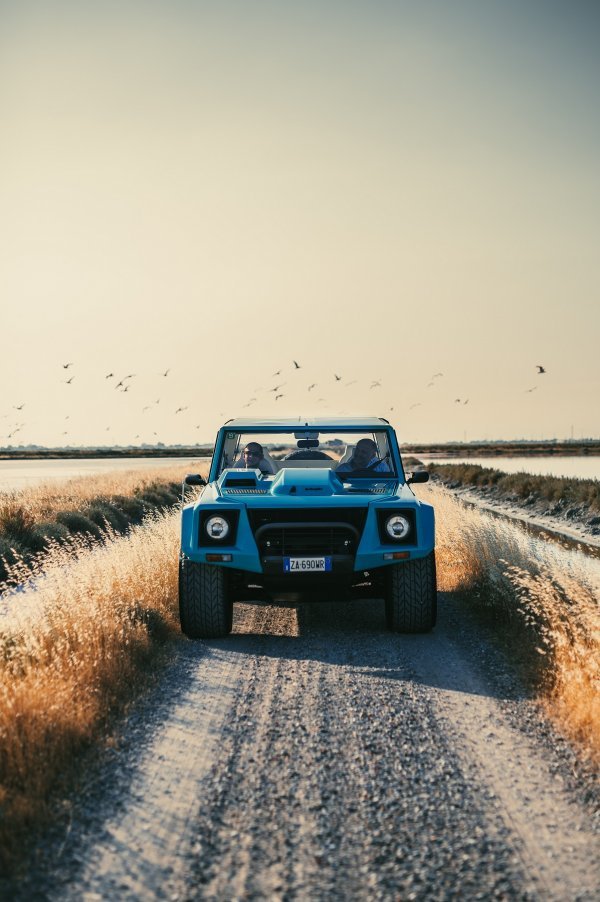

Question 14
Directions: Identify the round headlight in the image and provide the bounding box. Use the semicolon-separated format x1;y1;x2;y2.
205;516;229;540
386;514;410;540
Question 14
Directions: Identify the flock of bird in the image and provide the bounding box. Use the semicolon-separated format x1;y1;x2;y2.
239;361;391;410
1;360;548;445
1;364;182;443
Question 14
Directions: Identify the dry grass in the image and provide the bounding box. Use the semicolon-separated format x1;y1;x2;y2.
0;462;207;583
427;462;600;512
418;483;600;762
0;509;182;866
0;463;197;520
0;459;195;518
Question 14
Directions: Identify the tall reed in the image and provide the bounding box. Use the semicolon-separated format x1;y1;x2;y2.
0;509;181;865
419;483;600;761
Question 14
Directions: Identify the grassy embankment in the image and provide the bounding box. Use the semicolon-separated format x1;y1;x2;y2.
417;483;599;765
426;462;600;514
0;465;203;584
0;468;598;870
0;464;207;869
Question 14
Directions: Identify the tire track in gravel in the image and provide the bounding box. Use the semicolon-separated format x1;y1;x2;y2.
45;602;286;902
187;595;597;900
398;611;600;902
20;592;598;901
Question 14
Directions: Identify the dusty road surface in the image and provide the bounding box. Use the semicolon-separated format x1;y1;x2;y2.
12;594;600;901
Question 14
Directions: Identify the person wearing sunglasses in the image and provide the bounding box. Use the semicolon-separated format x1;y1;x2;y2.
234;441;274;474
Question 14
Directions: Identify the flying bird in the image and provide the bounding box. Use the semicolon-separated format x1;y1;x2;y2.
275;394;284;401
536;365;546;374
142;405;151;412
293;360;301;369
270;384;285;392
272;369;281;376
175;406;188;414
370;380;381;389
13;404;24;410
334;374;341;381
161;368;170;377
525;386;538;393
454;398;462;403
432;372;443;379
409;403;421;409
308;383;317;391
65;377;74;384
105;373;114;379
427;382;435;388
345;380;357;386
62;363;73;369
115;380;124;389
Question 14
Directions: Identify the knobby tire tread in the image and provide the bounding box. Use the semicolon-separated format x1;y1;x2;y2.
385;553;437;633
179;559;233;639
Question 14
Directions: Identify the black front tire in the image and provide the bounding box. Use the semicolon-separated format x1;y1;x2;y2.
179;558;233;639
384;552;437;633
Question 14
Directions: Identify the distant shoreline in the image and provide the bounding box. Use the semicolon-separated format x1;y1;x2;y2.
0;447;212;460
0;441;599;461
402;441;600;457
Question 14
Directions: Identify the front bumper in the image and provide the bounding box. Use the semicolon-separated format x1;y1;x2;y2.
181;501;435;573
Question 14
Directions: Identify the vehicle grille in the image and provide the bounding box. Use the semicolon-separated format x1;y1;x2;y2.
248;507;367;557
256;525;357;556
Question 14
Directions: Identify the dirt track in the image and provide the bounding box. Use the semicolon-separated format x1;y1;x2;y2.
12;594;600;901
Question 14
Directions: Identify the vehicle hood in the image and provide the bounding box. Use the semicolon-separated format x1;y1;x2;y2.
196;468;416;505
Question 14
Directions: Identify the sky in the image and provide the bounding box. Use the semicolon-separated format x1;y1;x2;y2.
1;0;599;446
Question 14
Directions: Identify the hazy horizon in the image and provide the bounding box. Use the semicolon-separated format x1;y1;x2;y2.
2;1;599;446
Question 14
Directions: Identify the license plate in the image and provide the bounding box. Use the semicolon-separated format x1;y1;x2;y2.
283;556;332;572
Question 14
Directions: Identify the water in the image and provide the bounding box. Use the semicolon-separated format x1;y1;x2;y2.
0;457;207;492
1;455;598;493
415;456;600;481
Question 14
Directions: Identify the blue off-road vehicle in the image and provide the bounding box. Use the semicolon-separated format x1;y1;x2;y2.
179;417;435;638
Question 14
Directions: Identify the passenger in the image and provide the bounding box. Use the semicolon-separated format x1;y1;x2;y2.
234;441;273;475
337;438;390;474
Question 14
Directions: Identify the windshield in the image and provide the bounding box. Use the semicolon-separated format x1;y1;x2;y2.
215;430;399;480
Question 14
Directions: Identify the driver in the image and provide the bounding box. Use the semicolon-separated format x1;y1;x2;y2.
337;438;390;474
234;441;274;475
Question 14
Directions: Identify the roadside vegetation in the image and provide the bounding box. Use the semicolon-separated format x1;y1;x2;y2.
0;509;183;868
0;464;204;584
426;462;600;514
418;483;599;765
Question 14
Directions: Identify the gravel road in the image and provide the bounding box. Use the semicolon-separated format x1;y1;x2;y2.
8;593;599;901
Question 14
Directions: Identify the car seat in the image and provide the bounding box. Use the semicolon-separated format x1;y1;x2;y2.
336;444;354;468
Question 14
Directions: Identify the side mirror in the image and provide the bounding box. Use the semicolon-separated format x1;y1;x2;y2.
184;474;206;487
182;473;206;506
407;470;429;485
